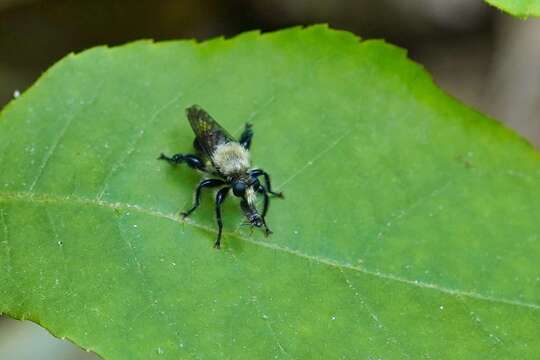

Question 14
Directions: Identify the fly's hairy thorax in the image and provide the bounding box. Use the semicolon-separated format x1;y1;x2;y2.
212;142;251;176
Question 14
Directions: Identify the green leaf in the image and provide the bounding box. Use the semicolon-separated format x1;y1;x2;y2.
1;25;539;359
485;0;540;17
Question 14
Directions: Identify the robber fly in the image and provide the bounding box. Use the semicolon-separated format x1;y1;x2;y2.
158;105;284;248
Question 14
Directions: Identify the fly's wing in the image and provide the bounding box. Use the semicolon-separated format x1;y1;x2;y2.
186;105;235;159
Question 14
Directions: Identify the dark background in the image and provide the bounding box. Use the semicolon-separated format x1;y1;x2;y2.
1;1;539;358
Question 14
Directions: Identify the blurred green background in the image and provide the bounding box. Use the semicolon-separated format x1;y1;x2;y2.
1;0;539;358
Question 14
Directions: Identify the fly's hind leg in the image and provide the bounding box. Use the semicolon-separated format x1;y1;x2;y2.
158;152;206;172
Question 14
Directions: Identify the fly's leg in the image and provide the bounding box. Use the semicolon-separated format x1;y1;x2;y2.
182;179;225;218
250;169;284;198
158;153;206;172
214;187;230;249
239;123;253;149
256;186;272;236
256;185;270;218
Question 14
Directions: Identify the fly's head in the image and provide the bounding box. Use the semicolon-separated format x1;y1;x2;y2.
233;176;272;236
240;198;271;236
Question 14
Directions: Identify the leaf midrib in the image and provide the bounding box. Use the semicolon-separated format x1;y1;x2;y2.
1;189;538;311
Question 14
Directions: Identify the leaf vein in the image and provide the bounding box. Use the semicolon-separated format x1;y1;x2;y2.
278;131;350;189
96;92;184;200
371;178;455;243
1;190;539;311
339;268;411;358
28;83;103;194
229;251;291;359
27;113;75;193
0;209;13;276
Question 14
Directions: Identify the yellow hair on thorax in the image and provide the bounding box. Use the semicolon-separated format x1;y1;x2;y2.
212;143;250;175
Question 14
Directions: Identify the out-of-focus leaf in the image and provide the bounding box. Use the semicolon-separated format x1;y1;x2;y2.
486;0;540;17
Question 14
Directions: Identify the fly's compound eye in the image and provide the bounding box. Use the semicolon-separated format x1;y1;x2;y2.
232;181;246;197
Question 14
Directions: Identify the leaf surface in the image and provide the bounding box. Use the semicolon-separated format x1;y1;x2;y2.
485;0;540;17
1;26;539;359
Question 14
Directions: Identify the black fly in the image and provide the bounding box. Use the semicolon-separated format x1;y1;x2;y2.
158;105;284;248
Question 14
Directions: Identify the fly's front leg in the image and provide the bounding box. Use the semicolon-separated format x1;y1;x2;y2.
214;187;230;249
250;169;283;198
182;179;225;218
239;123;253;149
256;185;270;218
158;153;206;172
256;185;272;236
